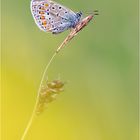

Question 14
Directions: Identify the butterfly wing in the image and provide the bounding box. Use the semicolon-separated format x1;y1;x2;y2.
31;0;54;32
31;0;78;34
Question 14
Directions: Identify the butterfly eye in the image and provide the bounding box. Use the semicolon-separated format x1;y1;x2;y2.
65;11;68;14
59;7;62;9
52;7;55;9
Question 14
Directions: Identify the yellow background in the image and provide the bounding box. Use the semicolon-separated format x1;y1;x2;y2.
1;0;139;140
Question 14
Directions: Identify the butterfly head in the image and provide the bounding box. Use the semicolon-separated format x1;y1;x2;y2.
76;11;82;21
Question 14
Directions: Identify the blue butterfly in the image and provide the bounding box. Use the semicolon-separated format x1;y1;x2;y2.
31;0;83;34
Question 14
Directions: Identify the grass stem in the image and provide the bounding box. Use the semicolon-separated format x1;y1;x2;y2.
20;52;57;140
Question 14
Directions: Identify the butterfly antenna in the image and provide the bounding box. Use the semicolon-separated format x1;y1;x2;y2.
84;10;99;16
94;10;99;15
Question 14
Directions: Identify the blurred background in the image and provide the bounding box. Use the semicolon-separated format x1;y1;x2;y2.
1;0;139;140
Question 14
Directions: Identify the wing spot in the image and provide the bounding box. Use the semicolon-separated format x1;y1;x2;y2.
42;21;47;25
39;6;45;10
39;11;45;14
45;3;49;7
40;16;45;20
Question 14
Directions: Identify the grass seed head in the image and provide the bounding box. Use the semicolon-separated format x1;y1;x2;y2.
36;79;65;114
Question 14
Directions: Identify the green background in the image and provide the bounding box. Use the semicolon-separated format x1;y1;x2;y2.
1;0;139;140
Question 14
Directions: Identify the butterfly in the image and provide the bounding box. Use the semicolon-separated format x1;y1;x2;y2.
31;0;98;34
30;0;84;34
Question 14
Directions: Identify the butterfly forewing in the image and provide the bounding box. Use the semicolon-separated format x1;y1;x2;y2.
31;0;77;33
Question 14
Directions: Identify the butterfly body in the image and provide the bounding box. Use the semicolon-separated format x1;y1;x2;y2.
31;0;82;34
